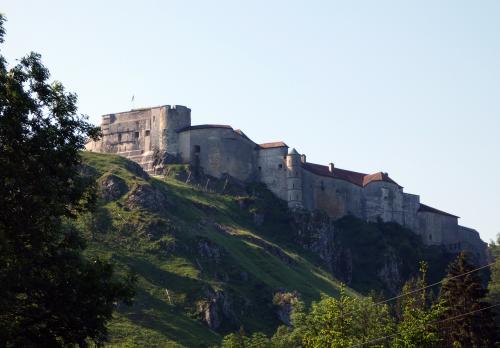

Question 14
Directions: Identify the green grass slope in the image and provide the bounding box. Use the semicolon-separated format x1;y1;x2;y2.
77;152;351;347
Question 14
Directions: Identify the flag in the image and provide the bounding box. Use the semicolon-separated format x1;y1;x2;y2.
131;95;135;102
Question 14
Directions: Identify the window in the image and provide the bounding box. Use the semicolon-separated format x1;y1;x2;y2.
118;133;122;142
134;131;139;138
278;164;283;169
194;145;201;153
429;234;432;241
153;116;155;123
145;130;150;136
258;166;262;171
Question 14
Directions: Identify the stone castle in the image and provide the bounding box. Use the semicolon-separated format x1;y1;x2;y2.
85;104;487;262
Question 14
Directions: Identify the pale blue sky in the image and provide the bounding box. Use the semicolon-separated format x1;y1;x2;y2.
3;1;499;241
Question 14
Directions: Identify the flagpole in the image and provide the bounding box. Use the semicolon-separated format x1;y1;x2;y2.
131;95;135;110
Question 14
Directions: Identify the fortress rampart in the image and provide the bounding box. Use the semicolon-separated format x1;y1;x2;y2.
86;105;488;264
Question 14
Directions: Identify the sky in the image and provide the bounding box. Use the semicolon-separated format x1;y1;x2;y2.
3;1;499;242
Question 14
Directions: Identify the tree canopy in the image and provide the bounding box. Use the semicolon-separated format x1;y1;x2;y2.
0;14;134;347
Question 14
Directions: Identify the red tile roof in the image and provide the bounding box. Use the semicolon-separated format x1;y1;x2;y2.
363;172;401;187
302;162;402;188
259;141;289;149
418;203;459;218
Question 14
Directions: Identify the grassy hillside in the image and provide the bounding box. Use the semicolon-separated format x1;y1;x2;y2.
77;152;351;347
76;152;454;347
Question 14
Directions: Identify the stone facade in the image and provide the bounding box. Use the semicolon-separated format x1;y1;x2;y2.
86;105;488;263
85;105;191;171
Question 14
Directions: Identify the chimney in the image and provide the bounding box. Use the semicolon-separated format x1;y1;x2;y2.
329;163;335;173
301;154;307;163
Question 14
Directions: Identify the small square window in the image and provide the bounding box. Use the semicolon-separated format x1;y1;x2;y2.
145;130;150;136
278;164;283;169
134;131;139;138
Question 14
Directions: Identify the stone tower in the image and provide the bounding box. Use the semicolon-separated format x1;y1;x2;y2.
159;105;191;156
85;105;191;172
286;148;303;208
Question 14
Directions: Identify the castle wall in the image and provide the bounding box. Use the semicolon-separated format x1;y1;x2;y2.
363;181;404;224
402;193;420;232
417;211;458;245
178;127;257;182
302;171;364;219
256;147;288;201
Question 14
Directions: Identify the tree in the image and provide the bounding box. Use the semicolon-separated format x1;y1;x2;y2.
393;262;442;348
487;234;500;324
438;252;497;347
302;286;393;348
219;328;273;348
350;296;394;347
0;14;134;346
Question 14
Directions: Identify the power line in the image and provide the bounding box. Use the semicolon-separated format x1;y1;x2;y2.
333;259;498;324
340;259;497;320
346;303;500;348
373;260;496;307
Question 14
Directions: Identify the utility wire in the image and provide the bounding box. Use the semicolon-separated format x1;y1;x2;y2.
347;303;500;348
373;260;496;307
340;260;497;319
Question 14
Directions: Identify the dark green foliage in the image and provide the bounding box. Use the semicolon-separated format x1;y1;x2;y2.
0;15;134;347
487;235;500;325
219;288;394;348
438;252;497;347
392;262;443;347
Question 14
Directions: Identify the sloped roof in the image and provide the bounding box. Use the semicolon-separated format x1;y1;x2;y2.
234;129;252;141
259;141;288;149
302;162;402;188
362;172;401;187
177;124;233;133
418;203;459;218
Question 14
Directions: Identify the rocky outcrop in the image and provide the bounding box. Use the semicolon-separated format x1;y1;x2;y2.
125;184;168;213
197;238;224;264
291;210;336;272
124;160;149;180
332;246;353;285
98;173;128;202
377;252;402;295
273;291;300;325
289;211;411;295
197;287;239;330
